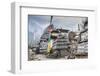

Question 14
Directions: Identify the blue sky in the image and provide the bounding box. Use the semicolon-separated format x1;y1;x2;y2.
28;15;87;46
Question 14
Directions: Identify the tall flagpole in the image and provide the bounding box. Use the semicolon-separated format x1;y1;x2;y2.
50;16;53;25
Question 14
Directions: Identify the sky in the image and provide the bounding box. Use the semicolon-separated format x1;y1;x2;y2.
28;15;87;46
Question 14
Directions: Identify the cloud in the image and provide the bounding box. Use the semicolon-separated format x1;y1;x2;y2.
52;16;84;31
28;15;51;45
